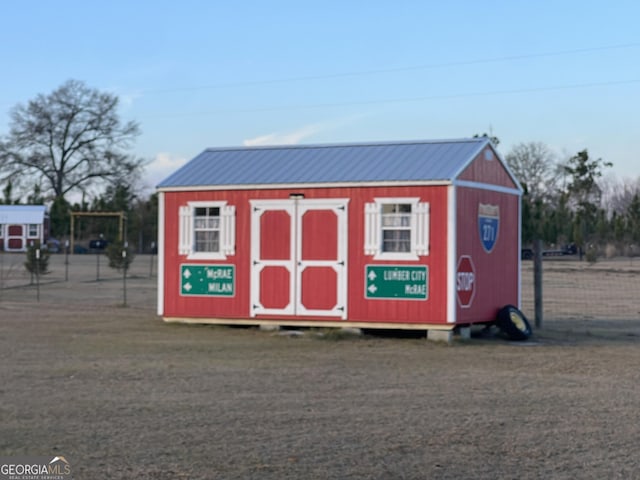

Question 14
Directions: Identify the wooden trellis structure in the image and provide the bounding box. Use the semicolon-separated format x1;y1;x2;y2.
69;211;126;253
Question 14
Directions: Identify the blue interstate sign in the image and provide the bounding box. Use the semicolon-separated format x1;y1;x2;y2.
478;203;500;253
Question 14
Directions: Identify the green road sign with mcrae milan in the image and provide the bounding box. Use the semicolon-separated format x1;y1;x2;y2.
180;264;235;296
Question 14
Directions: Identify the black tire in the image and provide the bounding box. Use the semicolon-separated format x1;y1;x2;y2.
496;305;532;341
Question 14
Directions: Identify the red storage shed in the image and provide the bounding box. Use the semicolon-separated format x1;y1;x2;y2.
157;138;522;337
0;205;49;252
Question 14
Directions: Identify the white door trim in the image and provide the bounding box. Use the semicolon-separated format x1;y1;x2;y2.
250;198;349;319
250;200;296;316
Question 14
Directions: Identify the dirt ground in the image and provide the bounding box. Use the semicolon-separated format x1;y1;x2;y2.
1;253;640;479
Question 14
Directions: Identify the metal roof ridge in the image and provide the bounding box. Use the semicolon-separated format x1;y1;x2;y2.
0;204;46;209
202;137;485;153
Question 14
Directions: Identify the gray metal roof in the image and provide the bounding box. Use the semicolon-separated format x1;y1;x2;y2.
157;138;490;189
0;205;47;224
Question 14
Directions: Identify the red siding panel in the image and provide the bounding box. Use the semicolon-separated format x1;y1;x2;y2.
260;267;290;309
458;146;518;189
455;187;520;324
260;210;291;260
346;185;449;325
8;238;23;249
8;225;23;236
301;210;337;261
163;185;451;325
301;267;337;310
163;190;253;319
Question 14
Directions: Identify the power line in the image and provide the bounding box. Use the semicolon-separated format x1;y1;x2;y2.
141;41;640;94
138;78;640;118
2;42;638;116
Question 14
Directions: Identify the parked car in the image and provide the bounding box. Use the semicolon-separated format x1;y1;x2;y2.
89;239;109;250
74;245;89;254
45;238;61;253
521;243;578;260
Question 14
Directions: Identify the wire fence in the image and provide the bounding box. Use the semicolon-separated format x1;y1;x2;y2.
0;251;157;309
520;256;640;322
2;252;639;323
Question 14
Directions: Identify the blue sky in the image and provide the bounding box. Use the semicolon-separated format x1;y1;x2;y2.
1;1;639;194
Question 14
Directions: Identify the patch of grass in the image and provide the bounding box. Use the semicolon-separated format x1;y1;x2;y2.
313;327;363;341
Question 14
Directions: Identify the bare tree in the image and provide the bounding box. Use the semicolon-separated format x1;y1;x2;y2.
0;79;144;202
601;174;640;215
505;141;560;201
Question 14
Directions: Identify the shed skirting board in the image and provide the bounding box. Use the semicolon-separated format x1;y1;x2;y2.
162;317;456;331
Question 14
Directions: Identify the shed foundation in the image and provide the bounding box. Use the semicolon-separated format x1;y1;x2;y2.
427;329;453;343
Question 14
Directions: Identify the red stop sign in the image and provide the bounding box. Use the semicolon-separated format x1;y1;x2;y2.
456;255;476;308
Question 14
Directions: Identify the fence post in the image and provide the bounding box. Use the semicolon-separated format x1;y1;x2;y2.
149;241;156;277
64;240;70;281
95;235;103;281
534;238;543;328
35;246;41;302
122;243;128;307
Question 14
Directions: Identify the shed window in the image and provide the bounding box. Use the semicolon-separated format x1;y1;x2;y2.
28;224;39;237
194;207;220;252
365;198;429;260
179;201;235;259
381;203;412;253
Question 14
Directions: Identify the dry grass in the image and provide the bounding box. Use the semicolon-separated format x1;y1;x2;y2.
521;256;640;322
1;253;639;479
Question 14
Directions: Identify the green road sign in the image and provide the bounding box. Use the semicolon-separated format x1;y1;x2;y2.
365;265;428;300
180;264;235;296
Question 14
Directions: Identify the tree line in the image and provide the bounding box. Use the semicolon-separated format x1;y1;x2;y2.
0;80;157;253
1;81;638;259
503;140;640;259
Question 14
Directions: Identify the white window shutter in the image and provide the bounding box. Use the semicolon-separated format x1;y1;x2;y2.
178;205;192;255
415;202;430;256
364;202;380;256
221;205;236;256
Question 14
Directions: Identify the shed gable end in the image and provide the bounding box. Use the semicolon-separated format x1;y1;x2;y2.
457;146;519;190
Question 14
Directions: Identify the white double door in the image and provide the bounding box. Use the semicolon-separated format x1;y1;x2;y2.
250;198;348;319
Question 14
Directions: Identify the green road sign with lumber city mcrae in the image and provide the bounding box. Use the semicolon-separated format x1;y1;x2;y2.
180;264;235;296
365;265;428;300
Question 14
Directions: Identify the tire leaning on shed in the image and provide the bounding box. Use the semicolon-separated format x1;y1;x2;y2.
496;305;532;341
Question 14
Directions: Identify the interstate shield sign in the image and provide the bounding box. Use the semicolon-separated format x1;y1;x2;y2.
478;203;500;253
